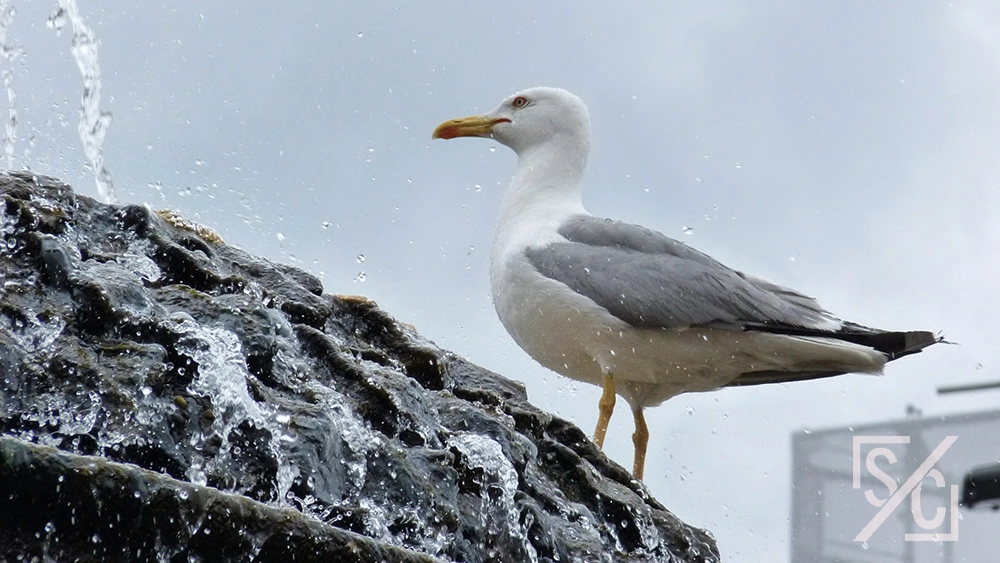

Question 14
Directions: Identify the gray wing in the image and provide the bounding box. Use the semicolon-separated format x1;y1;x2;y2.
526;215;836;330
527;215;939;360
559;215;830;316
526;215;941;374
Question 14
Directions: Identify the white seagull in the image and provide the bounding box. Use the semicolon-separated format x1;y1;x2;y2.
432;87;940;480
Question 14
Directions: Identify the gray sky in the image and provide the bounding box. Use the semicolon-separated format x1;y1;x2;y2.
5;1;999;559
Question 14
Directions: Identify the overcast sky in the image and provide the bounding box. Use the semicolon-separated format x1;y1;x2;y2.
4;1;999;559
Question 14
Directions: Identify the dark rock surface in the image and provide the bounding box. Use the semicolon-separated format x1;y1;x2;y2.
0;172;719;562
0;437;437;562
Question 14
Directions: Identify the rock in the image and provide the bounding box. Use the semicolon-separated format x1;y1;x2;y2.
0;172;719;562
0;436;437;562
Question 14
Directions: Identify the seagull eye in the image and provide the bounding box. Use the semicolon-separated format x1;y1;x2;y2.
512;96;528;108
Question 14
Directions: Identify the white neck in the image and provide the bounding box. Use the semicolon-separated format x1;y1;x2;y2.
489;137;590;290
495;135;589;238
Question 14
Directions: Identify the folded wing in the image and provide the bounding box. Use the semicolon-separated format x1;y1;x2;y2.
524;215;939;375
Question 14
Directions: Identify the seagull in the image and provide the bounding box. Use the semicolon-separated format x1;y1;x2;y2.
432;87;940;480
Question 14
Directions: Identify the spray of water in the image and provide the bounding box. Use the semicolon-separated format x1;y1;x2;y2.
53;0;116;203
0;0;22;170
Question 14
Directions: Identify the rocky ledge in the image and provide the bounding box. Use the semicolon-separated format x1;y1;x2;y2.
0;172;718;562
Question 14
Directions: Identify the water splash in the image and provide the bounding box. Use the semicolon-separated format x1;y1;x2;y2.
115;238;162;283
1;201;17;252
448;433;535;562
1;309;66;352
171;314;295;499
0;0;23;169
15;390;102;448
53;0;116;203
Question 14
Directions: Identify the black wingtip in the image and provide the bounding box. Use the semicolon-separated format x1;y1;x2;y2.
744;323;944;362
887;330;943;361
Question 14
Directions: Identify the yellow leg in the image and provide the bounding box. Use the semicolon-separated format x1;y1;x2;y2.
593;374;616;448
632;407;649;480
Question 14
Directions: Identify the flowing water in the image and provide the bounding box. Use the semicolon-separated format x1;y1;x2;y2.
54;0;116;203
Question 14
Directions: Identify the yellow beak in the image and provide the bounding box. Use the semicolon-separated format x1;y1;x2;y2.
432;115;510;140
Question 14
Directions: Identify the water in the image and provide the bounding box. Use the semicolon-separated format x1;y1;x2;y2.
3;310;66;352
171;314;295;500
115;238;162;283
53;0;116;203
309;386;377;497
1;202;17;253
15;390;102;448
0;0;22;169
448;432;536;562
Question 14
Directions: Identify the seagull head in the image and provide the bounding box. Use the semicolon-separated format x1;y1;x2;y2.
433;87;591;156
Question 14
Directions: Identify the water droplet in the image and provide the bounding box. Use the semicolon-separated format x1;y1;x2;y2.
367;147;374;153
140;386;152;397
488;145;496;152
734;162;742;169
354;272;366;283
276;233;285;242
194;159;206;166
682;226;694;235
44;522;55;534
357;31;364;38
789;256;797;263
356;254;365;264
46;8;67;34
321;221;331;229
686;406;695;416
474;184;482;192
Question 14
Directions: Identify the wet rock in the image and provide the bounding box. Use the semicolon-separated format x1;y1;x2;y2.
0;172;719;562
0;436;437;562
